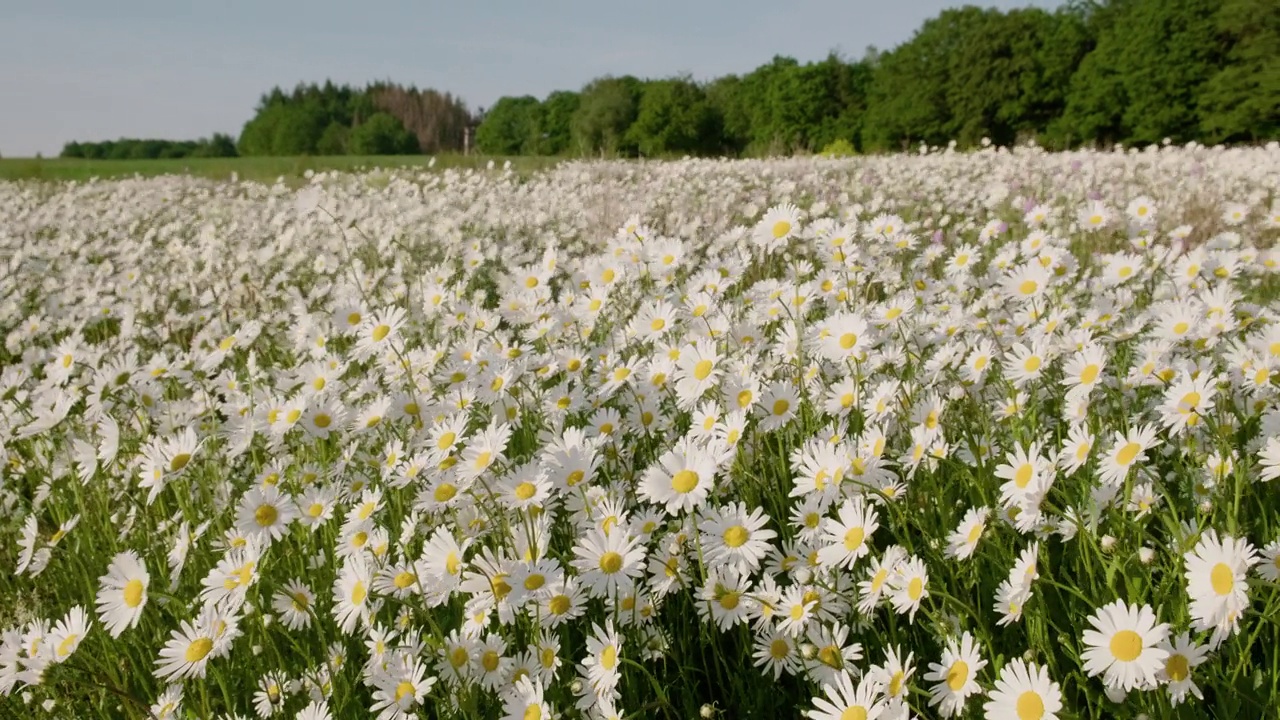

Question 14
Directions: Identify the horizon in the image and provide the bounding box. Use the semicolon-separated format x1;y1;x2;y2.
2;0;1059;157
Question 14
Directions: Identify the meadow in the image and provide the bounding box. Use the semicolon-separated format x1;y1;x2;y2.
2;143;1280;720
0;155;555;183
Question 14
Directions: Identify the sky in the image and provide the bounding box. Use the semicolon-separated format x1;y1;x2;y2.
1;0;1060;157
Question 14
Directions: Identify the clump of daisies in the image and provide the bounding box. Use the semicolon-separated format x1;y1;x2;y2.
3;144;1280;718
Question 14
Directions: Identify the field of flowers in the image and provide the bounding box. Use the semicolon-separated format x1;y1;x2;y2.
2;143;1280;720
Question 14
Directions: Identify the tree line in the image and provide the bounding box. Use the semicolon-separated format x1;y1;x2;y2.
480;0;1278;156
61;134;238;160
60;0;1277;160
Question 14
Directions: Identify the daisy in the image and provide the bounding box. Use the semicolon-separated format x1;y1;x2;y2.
333;555;374;634
155;616;218;681
503;675;551;720
49;606;90;663
674;339;722;408
1157;633;1208;706
1184;530;1258;638
638;435;718;515
581;620;622;696
817;497;879;569
817;312;870;362
946;507;989;560
370;654;435;720
758;382;800;431
925;632;986;718
1097;425;1161;486
753;628;797;680
806;671;885;720
756;203;801;253
571;528;645;598
983;659;1062;720
857;545;906;614
272;580;315;631
870;645;915;713
803;620;865;686
888;556;929;622
700;502;777;573
1061;343;1106;396
235;485;296;544
1081;600;1169;691
96;550;149;637
1257;539;1280;581
356;306;407;358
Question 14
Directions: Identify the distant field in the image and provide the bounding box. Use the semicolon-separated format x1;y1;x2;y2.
0;154;559;182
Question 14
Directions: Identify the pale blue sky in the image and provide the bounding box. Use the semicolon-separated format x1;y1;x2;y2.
1;0;1059;157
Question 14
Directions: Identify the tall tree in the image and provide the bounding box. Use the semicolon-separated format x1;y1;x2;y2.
1198;0;1280;142
571;76;642;156
475;96;542;155
626;77;720;156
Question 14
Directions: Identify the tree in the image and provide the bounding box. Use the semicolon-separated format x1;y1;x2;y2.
706;75;750;154
349;113;419;155
475;96;542;155
626;77;720;156
536;91;580;155
316;122;351;156
571;76;642;156
1199;0;1280;142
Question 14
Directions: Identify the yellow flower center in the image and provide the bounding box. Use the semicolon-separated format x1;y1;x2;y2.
1115;442;1141;466
1210;562;1234;596
723;526;749;548
1109;629;1143;662
185;637;213;663
1080;364;1099;384
694;359;713;380
769;638;790;660
394;680;415;702
549;595;570;615
1016;690;1045;720
1014;463;1034;489
255;504;278;527
946;660;969;691
907;577;924;600
672;469;699;493
601;645;618;670
123;579;145;608
599;551;623;574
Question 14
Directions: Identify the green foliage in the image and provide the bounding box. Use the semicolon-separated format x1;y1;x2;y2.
571;76;642;156
60;135;238;160
626;77;720;156
348;113;419;156
819;139;856;157
1198;0;1280;142
316;122;351;156
475;96;542;155
536;91;580;155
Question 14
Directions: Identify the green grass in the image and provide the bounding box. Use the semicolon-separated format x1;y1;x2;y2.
0;155;560;183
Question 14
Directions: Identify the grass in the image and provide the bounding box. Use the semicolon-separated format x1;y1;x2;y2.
0;155;560;183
